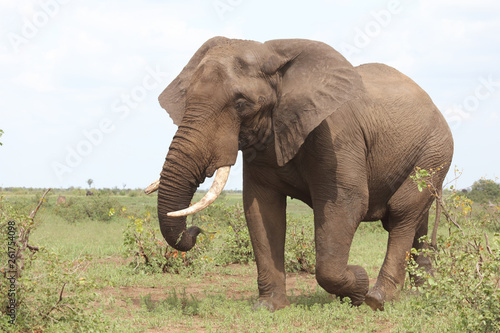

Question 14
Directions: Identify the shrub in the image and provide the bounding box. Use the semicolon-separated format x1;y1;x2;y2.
52;192;120;223
408;168;500;332
199;203;253;266
123;210;214;274
123;200;329;275
123;203;254;273
466;179;500;204
285;216;315;273
0;191;109;331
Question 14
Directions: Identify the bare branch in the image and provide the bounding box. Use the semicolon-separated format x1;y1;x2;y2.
484;233;493;255
30;188;52;219
27;244;40;253
437;196;464;234
43;282;67;320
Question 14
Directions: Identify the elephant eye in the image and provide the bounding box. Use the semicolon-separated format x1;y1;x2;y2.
235;99;247;111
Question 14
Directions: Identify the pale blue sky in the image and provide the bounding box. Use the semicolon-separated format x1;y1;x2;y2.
1;0;499;190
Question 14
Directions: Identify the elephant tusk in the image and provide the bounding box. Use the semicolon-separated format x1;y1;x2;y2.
144;179;160;195
167;166;231;217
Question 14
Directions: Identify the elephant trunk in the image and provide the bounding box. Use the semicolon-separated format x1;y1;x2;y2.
156;125;234;251
157;143;205;252
167;166;230;217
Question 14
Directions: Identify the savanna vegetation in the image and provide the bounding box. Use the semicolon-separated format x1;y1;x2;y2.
0;173;499;332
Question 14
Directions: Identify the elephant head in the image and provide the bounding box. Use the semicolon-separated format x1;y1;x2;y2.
153;37;364;251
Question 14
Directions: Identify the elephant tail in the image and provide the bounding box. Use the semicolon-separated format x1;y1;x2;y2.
430;187;443;249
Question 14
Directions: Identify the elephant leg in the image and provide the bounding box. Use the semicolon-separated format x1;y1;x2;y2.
410;211;434;286
313;198;370;306
366;182;434;311
365;220;416;310
243;178;288;311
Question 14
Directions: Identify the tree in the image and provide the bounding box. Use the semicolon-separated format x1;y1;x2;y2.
467;179;500;204
87;179;94;189
0;129;4;146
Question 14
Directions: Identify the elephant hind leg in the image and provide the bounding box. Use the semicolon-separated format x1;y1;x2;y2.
365;225;416;311
410;211;434;286
366;181;435;310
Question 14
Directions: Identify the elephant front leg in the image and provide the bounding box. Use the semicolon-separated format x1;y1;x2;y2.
243;181;288;311
313;200;370;306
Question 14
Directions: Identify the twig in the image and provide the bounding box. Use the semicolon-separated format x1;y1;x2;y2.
30;188;51;219
437;197;464;234
474;262;484;289
484;233;493;255
26;244;40;252
43;282;67;319
61;304;77;314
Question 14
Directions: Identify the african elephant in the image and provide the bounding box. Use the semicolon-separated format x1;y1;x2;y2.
146;37;454;311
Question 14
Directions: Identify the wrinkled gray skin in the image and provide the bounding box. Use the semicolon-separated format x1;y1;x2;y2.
155;37;453;311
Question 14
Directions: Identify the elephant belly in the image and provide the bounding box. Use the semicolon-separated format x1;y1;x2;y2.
362;204;388;222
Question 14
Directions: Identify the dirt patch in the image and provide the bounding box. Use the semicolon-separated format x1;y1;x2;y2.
98;264;375;312
94;261;382;333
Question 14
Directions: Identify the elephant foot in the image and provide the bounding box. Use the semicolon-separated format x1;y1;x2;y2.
323;265;369;306
252;295;290;312
365;287;385;311
343;265;369;306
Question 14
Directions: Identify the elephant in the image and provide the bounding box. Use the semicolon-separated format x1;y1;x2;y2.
146;37;454;311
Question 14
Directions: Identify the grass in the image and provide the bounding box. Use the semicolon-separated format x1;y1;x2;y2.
32;215;125;258
1;189;497;332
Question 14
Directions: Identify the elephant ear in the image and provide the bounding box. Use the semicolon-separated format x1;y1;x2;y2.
158;36;231;125
263;39;365;166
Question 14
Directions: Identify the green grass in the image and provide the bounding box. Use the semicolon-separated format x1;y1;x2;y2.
31;214;127;259
1;189;498;332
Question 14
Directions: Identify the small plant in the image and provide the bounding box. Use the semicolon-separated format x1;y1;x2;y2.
123;211;189;273
162;288;200;315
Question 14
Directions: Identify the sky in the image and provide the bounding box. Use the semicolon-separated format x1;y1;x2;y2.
0;0;499;191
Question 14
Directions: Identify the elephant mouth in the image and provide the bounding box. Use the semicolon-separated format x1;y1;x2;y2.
144;165;231;216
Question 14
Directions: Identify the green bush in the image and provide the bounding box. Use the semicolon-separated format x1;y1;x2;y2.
285;216;315;273
197;203;253;266
123;201;323;275
123;211;193;274
0;193;110;332
467;179;500;204
123;203;254;273
480;204;500;233
408;169;500;332
52;192;120;223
